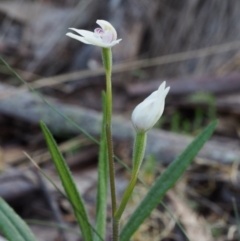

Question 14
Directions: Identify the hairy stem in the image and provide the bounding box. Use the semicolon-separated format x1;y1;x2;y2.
102;48;118;241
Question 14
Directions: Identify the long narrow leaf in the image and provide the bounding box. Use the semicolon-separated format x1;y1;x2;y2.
120;120;217;241
24;152;104;241
0;198;37;241
94;92;108;241
40;121;93;241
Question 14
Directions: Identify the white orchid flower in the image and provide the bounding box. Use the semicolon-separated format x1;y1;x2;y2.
131;81;170;132
66;20;122;48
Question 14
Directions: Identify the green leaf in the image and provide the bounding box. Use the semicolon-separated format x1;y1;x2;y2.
40;121;93;241
0;198;37;241
120;120;217;241
94;92;108;241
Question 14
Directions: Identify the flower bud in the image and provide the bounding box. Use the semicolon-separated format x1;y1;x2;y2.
131;81;170;132
66;20;121;48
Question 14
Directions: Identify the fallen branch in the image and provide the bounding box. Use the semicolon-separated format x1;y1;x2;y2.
0;83;239;164
126;72;240;97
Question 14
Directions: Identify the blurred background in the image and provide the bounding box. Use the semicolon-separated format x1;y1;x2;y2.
0;0;240;240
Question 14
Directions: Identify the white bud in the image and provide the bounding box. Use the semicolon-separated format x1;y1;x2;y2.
66;20;122;48
131;81;170;132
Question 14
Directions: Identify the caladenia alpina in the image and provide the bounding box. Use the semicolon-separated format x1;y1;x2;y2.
0;18;218;241
67;20;171;241
67;20;120;241
66;20;122;48
114;81;170;222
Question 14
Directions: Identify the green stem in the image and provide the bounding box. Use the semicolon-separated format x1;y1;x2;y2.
114;132;147;221
113;219;119;241
102;48;118;241
102;48;112;125
106;125;117;215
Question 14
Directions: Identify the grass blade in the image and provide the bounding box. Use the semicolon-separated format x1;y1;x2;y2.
25;219;80;235
40;121;93;241
120;120;217;241
0;198;37;241
94;92;108;241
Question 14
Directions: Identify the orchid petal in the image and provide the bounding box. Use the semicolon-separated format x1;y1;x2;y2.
66;33;91;44
71;29;95;39
96;20;117;40
101;30;113;43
